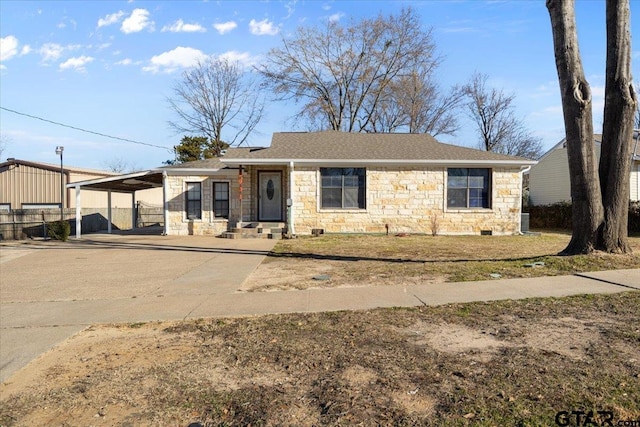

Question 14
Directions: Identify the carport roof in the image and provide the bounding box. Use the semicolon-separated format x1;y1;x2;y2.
66;170;163;193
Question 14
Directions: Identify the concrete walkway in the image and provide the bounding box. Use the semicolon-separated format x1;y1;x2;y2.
1;234;639;383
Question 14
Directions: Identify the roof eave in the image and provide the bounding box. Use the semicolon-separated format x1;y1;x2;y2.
221;158;537;167
66;170;157;188
159;167;229;175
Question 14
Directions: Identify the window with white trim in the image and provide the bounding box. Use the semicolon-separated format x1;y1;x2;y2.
320;168;366;209
213;182;230;219
447;168;491;209
186;182;202;220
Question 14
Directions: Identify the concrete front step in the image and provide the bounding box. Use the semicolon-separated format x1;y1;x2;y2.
221;222;285;240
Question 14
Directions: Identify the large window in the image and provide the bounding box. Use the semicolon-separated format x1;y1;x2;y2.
213;182;230;219
447;168;491;209
320;168;366;209
186;182;202;220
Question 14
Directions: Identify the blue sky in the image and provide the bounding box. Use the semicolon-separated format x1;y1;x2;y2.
1;0;638;171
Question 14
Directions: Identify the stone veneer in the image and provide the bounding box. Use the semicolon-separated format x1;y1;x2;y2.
291;166;523;235
165;171;251;236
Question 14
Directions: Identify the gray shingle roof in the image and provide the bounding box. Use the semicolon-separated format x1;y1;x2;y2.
223;131;535;164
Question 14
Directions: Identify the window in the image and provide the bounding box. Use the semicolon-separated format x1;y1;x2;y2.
320;168;366;209
213;182;230;219
21;203;60;210
186;182;202;220
447;168;491;209
0;204;11;212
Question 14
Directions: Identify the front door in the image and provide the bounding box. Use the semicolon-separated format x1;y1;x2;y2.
258;172;282;221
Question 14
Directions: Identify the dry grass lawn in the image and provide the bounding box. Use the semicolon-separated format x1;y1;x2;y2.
241;232;640;291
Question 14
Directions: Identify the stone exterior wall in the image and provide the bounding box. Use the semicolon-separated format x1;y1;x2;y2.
165;171;252;236
291;166;523;235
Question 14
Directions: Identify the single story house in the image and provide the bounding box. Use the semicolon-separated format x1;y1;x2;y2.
158;131;536;237
528;133;640;206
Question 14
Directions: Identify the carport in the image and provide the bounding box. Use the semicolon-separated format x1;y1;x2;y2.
67;170;165;238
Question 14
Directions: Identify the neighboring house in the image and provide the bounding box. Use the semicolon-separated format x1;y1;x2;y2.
0;158;162;211
157;131;536;236
528;134;640;206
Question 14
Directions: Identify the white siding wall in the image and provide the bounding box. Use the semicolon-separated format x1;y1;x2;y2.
530;144;639;205
631;161;640;201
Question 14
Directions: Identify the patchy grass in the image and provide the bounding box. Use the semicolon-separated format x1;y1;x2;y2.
2;292;639;426
242;232;640;291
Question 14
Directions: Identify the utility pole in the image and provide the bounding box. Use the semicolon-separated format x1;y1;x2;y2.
55;146;64;221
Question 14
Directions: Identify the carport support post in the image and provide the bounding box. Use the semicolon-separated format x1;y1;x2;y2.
107;190;112;234
75;185;81;239
162;171;168;236
131;192;136;230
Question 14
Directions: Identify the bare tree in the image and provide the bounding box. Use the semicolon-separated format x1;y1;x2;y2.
259;8;453;134
547;0;637;254
368;64;464;136
168;57;264;156
103;157;138;173
0;134;9;159
463;72;543;159
635;81;640;129
598;0;637;253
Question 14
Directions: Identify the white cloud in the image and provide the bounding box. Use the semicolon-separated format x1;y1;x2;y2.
0;35;19;61
143;46;206;73
39;43;65;62
121;9;154;34
284;0;297;19
218;51;257;67
20;45;31;55
98;11;125;28
162;19;206;33
115;58;133;66
249;19;279;36
59;55;94;72
213;21;237;35
328;12;344;22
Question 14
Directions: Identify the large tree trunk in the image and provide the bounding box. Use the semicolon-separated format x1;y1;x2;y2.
547;0;603;254
598;0;637;253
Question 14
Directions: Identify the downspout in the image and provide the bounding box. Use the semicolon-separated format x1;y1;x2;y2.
519;165;533;234
162;171;168;236
239;165;243;226
288;161;295;236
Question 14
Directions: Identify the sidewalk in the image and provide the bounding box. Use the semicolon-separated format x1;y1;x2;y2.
1;234;639;383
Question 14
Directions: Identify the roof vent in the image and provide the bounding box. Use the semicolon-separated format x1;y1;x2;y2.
7;158;15;162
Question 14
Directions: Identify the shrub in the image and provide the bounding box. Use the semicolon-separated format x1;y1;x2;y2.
630;201;640;233
47;220;71;242
530;201;640;233
529;201;572;229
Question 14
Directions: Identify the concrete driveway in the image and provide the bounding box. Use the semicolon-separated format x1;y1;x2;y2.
0;233;277;383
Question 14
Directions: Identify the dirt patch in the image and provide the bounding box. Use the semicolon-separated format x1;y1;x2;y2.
2;293;640;426
406;321;512;362
240;258;446;291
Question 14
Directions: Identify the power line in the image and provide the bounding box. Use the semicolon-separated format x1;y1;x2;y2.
0;106;173;152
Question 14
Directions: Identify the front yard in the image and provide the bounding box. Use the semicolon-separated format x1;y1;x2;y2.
2;293;639;426
241;232;640;291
